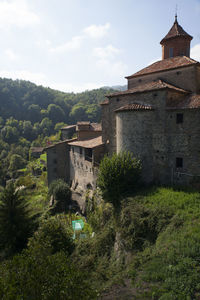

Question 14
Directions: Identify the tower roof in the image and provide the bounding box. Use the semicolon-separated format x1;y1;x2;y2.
160;16;193;44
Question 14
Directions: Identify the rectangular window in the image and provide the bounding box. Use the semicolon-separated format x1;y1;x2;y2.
176;157;183;168
80;147;82;155
176;113;183;124
169;48;174;58
85;148;92;162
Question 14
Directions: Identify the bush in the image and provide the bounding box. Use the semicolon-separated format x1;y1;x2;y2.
28;215;75;255
49;179;71;213
97;151;141;209
0;250;97;300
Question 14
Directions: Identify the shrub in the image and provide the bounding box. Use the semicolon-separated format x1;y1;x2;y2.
28;215;75;256
0;251;97;300
97;151;141;209
49;179;71;212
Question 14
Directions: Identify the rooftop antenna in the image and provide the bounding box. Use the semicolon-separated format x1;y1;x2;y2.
175;4;178;22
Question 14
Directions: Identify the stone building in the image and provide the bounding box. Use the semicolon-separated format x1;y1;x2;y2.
45;122;104;191
46;16;200;188
101;16;200;185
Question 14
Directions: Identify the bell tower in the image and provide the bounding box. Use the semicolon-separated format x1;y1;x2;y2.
160;15;193;60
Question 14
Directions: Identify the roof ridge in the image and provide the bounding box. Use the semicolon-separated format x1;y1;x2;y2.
126;56;199;79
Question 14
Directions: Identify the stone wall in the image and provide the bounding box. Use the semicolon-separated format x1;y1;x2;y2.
165;108;200;185
196;66;200;94
46;142;70;186
161;38;191;59
61;126;76;140
102;90;166;154
78;130;102;140
116;110;155;182
115;89;200;185
69;146;99;191
128;65;197;92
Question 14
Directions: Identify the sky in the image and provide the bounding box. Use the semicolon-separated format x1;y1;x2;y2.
0;0;200;93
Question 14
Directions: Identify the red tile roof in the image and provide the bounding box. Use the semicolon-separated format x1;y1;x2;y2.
160;19;193;44
90;123;102;131
166;94;200;110
77;121;90;125
100;99;109;105
126;56;198;79
68;136;104;148
61;125;76;130
44;138;77;150
115;103;154;112
107;80;189;98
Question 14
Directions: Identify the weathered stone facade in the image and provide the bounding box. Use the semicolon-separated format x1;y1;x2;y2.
46;17;200;188
101;17;200;185
45;123;104;190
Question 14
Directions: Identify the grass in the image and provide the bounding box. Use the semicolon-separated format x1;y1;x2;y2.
124;186;200;299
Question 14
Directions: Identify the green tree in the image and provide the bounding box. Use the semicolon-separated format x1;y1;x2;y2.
9;154;26;171
28;104;41;123
0;251;97;300
97;151;141;209
40;117;53;136
28;215;74;255
0;183;34;257
1;125;19;143
49;179;71;213
47;104;65;123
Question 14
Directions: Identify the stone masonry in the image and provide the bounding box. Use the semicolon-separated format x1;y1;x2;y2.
46;16;200;188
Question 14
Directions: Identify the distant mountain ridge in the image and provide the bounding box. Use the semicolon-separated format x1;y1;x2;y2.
102;84;127;91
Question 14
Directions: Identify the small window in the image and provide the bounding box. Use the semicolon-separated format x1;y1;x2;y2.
176;113;183;124
169;48;173;58
176;157;183;168
72;147;74;153
80;147;82;155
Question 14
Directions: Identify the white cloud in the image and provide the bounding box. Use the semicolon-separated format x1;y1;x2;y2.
191;44;200;61
0;70;47;86
0;0;39;28
50;35;84;54
93;44;126;79
5;49;18;61
49;22;110;55
83;23;110;39
50;82;104;93
96;58;127;78
93;45;120;59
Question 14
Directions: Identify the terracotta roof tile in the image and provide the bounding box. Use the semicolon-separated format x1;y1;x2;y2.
126;56;198;79
61;125;76;130
77;121;90;125
107;80;189;98
90;123;102;131
115;103;154;112
100;99;109;105
68;136;104;149
166;94;200;110
30;147;44;153
44;138;77;150
160;19;193;44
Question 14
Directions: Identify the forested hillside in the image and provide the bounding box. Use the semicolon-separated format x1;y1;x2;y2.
0;78;115;185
